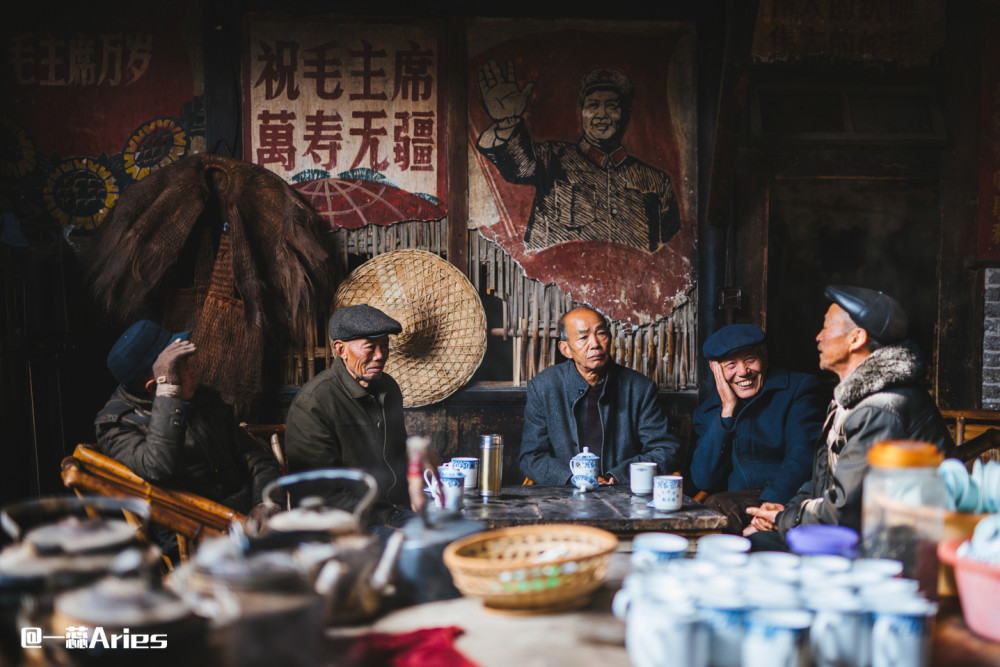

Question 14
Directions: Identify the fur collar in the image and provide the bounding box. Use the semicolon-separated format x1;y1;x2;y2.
834;341;927;408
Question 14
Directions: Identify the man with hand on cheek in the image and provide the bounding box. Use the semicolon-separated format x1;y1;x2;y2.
690;324;826;534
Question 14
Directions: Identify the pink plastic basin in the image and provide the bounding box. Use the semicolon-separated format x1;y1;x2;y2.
938;537;1000;642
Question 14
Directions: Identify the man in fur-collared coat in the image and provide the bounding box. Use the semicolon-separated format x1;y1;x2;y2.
744;286;954;547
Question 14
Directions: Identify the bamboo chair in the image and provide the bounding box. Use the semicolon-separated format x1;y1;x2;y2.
940;409;1000;465
60;444;244;563
243;423;287;475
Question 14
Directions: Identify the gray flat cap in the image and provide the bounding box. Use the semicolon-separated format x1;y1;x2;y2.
825;285;907;344
703;324;766;360
328;304;401;342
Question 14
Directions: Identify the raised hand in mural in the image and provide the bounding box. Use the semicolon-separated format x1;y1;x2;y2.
478;58;535;143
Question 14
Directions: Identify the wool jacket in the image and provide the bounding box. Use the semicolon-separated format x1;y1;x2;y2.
95;385;279;511
690;367;828;505
284;357;409;526
776;342;955;535
520;360;682;485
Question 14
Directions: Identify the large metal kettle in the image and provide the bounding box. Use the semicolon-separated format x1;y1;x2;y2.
258;468;404;624
393;506;485;607
0;495;153;666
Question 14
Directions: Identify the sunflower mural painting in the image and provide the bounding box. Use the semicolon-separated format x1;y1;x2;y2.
0;5;205;247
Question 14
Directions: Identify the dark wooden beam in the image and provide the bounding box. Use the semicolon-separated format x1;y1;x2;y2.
446;17;469;273
705;0;759;228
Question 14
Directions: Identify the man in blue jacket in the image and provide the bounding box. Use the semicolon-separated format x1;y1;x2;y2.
519;306;682;485
690;324;827;533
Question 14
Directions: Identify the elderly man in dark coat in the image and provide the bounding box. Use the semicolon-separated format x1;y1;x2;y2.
690;324;827;533
519;306;682;485
284;305;423;529
745;286;955;549
96;320;280;560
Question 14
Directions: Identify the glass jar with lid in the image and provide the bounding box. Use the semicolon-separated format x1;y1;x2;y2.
861;440;946;597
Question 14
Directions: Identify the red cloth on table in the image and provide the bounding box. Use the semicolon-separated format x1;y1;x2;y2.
342;626;479;667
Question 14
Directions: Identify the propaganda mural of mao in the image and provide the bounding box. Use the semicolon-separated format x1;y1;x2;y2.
468;21;696;325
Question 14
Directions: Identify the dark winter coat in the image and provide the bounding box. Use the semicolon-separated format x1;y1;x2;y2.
777;342;955;534
690;367;828;505
519;360;682;485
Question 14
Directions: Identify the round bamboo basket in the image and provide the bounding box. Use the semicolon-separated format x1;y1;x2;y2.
442;524;618;614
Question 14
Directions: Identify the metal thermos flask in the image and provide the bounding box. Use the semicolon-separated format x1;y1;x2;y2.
479;434;503;497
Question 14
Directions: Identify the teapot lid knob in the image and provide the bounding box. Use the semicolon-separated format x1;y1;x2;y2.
582;447;589;453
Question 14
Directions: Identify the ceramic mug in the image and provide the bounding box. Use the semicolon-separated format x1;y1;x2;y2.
630;461;657;495
631;532;689;570
422;469;444;508
695;591;747;667
625;593;708;667
869;599;937;667
742;609;813;667
450;457;479;489
438;468;465;511
653;475;683;512
807;595;872;667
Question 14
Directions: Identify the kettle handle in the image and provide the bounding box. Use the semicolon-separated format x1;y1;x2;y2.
261;468;379;522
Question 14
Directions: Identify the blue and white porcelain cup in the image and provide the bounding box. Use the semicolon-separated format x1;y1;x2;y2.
631;532;690;570
869;598;937;667
653;475;683;512
450;457;479;489
742;609;813;667
438;468;466;511
569;447;600;492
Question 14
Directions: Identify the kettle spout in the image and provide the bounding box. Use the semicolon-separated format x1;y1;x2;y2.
370;529;405;593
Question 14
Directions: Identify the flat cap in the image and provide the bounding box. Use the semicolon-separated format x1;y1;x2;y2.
107;320;192;385
825;285;908;344
703;324;766;360
579;68;635;105
328;304;402;342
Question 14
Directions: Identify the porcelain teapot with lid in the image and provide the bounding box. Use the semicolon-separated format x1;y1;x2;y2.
569;447;600;492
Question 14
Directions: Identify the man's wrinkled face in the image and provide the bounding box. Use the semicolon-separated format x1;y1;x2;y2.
558;308;611;377
336;337;389;387
816;304;857;374
581;90;623;146
718;347;767;401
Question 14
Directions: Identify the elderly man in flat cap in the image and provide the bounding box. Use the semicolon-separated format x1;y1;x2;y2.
284;304;422;529
96;320;280;559
744;286;955;549
690;324;826;534
476;61;680;252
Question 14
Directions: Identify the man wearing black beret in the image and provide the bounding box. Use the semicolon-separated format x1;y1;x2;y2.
284;304;422;529
96;320;280;561
745;286;955;548
690;324;826;534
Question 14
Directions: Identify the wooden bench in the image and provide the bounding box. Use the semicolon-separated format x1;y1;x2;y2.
60;443;243;564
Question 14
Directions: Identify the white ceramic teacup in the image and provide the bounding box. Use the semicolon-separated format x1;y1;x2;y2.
631;532;689;570
742;609;813;667
806;594;872;667
438;468;465;510
450;457;479;489
869;599;937;667
625;595;708;667
630;461;657;495
653;475;683;512
695;589;747;667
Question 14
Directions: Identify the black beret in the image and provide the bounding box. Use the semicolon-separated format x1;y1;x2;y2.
825;285;907;344
107;320;192;385
328;304;402;342
702;324;766;360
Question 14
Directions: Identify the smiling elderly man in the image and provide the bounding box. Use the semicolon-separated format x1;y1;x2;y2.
519;306;682;486
284;304;423;529
689;324;827;533
744;286;955;550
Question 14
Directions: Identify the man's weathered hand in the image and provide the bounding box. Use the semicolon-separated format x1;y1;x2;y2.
479;58;535;126
710;360;739;419
152;339;196;385
743;502;783;536
598;475;616;485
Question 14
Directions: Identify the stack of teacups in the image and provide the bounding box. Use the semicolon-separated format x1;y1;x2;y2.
615;534;937;667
